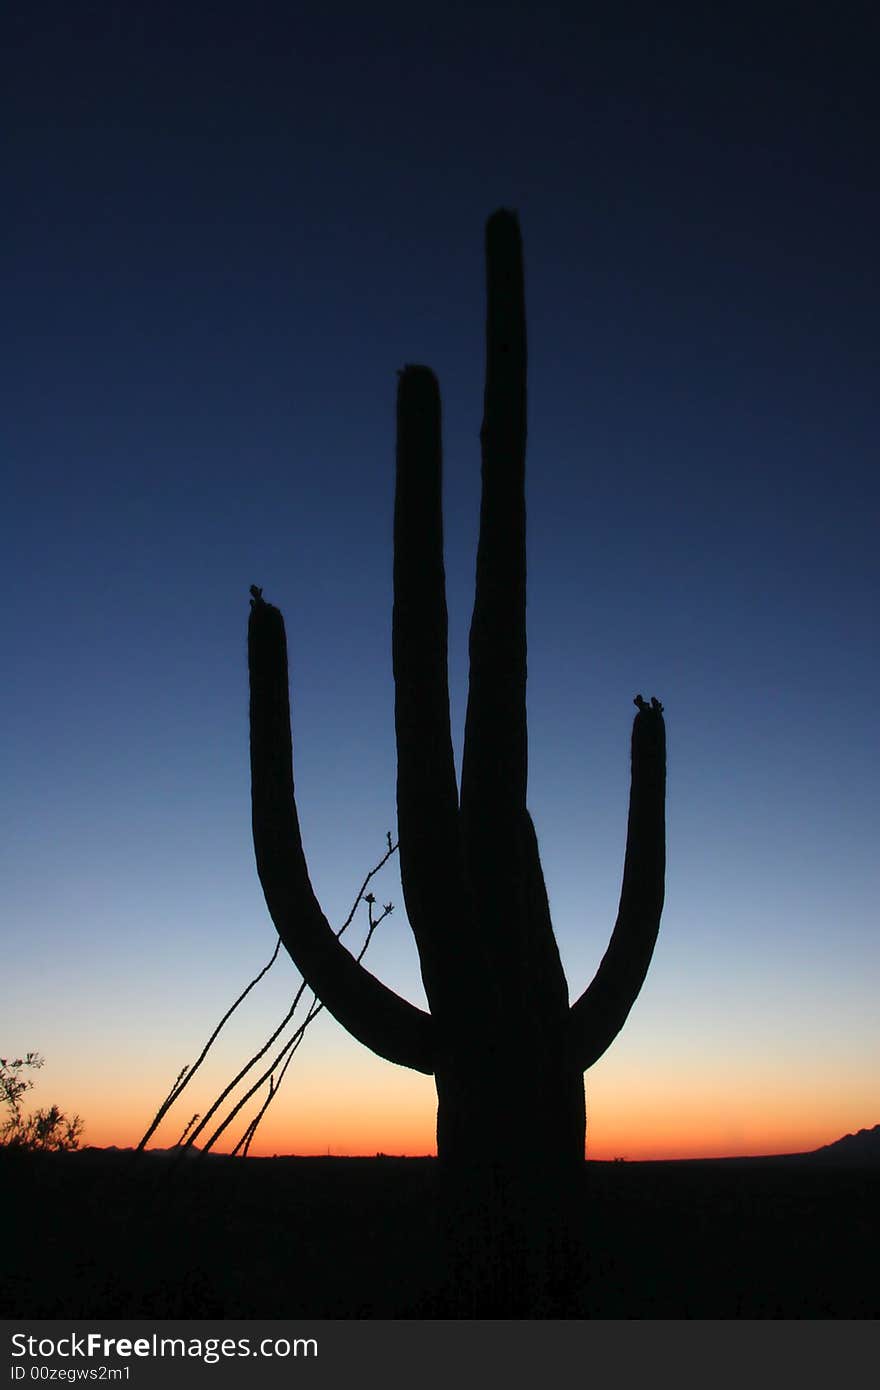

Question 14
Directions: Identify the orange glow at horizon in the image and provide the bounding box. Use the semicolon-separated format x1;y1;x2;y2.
81;1090;861;1163
61;1031;874;1165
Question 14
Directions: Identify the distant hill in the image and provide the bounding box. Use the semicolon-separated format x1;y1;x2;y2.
587;1126;880;1168
808;1124;880;1164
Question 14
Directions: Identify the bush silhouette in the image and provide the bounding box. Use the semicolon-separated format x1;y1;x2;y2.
1;1053;83;1152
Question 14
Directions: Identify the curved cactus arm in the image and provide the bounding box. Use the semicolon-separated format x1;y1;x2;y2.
249;593;434;1075
569;698;666;1072
460;208;528;827
393;366;468;1007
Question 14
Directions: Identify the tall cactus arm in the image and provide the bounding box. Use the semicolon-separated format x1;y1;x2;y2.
393;366;470;1008
458;208;570;1017
460;208;528;825
569;697;666;1071
249;592;434;1075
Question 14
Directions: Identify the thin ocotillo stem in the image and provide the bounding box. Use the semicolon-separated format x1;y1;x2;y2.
202;899;389;1156
137;938;282;1151
139;836;397;1152
159;838;397;1155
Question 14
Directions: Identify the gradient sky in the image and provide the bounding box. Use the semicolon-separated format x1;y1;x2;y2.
4;3;877;1161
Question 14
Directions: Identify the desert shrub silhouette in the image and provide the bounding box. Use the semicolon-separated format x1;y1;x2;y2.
1;1053;83;1152
247;210;666;1313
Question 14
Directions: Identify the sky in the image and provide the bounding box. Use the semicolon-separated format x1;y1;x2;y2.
3;2;877;1162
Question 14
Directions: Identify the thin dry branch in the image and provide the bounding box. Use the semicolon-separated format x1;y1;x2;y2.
137;939;282;1151
199;895;391;1156
140;835;398;1155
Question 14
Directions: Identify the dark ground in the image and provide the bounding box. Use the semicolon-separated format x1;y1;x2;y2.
2;1148;875;1318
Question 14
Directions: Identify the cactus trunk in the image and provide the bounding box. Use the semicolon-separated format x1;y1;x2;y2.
247;210;666;1313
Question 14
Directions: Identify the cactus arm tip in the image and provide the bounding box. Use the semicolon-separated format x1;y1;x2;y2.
569;696;666;1071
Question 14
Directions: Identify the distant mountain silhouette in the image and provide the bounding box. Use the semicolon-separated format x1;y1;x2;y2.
707;1124;880;1166
808;1124;880;1164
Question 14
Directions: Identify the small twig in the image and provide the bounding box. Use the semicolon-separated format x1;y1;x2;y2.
176;1113;200;1146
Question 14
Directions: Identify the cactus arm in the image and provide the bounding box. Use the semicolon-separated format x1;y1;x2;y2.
392;367;468;1007
459;209;529;978
460;208;528;827
569;698;666;1071
248;593;434;1075
458;208;571;1023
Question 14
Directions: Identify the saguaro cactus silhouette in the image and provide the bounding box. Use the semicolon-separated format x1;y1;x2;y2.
248;210;665;1308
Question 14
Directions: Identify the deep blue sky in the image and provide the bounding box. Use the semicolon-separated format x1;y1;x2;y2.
4;2;877;1157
